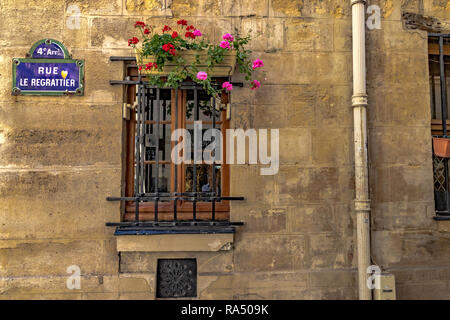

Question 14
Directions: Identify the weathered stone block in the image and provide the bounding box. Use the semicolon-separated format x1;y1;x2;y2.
270;0;350;18
333;19;352;52
285;19;333;52
116;233;234;252
305;233;354;268
0;5;64;47
120;251;234;274
0;170;120;240
252;103;287;129
314;85;352;128
232;205;288;233
275;166;354;203
230;165;276;205
369;127;432;166
308;269;357;288
62;16;90;49
239;18;284;52
279;127;312;164
367;20;428;54
397;283;450;299
287;205;336;234
368;84;431;127
66;0;122;15
0;103;121;167
0;274;119;297
311;127;352;165
172;0;220;17
222;0;269;17
370;165;434;203
0;239;114;277
424;0;450;20
90;17;138;49
234;233;306;272
372;230;450;267
367;51;429;87
119;274;154;293
261;52;351;85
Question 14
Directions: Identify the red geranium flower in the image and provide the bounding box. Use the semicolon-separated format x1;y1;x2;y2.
177;19;188;26
186;25;195;31
144;28;150;34
169;49;176;56
185;31;195;39
134;21;146;28
162;25;171;32
145;62;153;70
162;43;175;52
127;37;139;46
138;65;143;71
171;31;178;39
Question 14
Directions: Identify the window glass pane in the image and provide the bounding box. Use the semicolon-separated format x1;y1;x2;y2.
184;89;223;201
429;38;450;120
136;88;172;197
185;164;222;198
144;163;170;195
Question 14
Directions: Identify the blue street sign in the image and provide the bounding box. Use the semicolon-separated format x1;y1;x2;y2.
12;39;84;96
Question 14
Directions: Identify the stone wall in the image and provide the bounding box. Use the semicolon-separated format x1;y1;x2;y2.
0;0;449;299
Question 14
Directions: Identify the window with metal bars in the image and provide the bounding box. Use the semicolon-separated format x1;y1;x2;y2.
429;34;450;219
106;57;244;233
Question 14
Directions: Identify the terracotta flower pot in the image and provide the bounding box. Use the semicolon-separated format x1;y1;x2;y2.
135;49;237;77
433;137;450;158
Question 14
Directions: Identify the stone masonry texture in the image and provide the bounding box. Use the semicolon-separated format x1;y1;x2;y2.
0;0;449;299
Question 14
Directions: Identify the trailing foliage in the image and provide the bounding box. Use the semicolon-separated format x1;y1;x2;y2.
128;20;264;98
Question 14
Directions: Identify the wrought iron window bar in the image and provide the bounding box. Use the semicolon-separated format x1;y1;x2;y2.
106;56;245;233
430;34;450;220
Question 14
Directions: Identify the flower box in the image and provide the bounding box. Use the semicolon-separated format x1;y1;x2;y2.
135;49;237;77
433;137;450;158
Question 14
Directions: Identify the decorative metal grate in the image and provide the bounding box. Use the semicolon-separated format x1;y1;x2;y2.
430;34;450;218
156;259;197;298
433;154;447;192
105;56;245;233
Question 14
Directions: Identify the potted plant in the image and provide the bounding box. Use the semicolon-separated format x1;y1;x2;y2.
433;136;450;158
128;20;264;98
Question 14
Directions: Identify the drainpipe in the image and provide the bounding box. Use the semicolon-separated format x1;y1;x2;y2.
351;0;372;300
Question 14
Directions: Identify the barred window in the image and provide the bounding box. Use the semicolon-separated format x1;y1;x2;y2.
429;34;450;219
106;58;244;232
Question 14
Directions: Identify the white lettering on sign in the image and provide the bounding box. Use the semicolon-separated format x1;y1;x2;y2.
28;78;76;87
36;48;61;56
37;66;59;75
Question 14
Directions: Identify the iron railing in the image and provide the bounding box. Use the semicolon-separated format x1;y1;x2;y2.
106;57;244;233
430;34;450;219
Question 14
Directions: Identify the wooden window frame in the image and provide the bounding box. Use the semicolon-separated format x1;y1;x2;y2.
123;81;230;222
429;36;450;135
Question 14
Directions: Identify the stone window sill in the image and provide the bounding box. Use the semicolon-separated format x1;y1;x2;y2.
115;233;234;252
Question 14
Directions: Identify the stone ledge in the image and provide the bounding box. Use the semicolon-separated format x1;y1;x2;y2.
116;233;234;252
437;220;450;232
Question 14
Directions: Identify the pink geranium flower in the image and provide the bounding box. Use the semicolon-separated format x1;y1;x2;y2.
220;40;231;49
252;59;264;69
250;80;261;90
222;81;233;91
196;71;208;81
193;29;202;37
222;33;234;42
